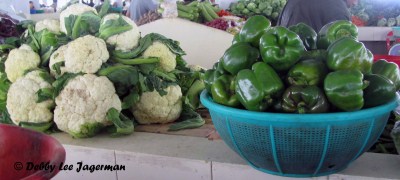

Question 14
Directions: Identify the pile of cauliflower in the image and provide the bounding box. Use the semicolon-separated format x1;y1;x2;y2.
0;1;204;138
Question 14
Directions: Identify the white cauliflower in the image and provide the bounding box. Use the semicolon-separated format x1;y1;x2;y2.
7;70;54;126
132;85;182;124
5;44;40;82
64;35;109;74
49;44;68;76
143;41;176;72
35;19;61;34
101;14;140;52
188;64;206;72
59;3;97;34
54;74;122;138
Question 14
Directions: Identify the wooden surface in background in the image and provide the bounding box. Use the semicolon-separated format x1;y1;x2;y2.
135;109;221;140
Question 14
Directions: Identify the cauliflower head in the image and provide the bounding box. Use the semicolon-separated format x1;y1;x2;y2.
54;74;121;138
101;14;140;52
132;85;182;124
49;44;68;76
143;41;176;72
5;45;40;82
7;70;54;126
64;35;109;74
35;19;61;34
188;64;206;72
59;3;97;34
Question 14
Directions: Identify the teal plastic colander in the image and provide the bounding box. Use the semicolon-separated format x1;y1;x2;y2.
200;91;399;177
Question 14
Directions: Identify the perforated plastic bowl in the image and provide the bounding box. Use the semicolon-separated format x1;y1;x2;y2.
200;91;399;177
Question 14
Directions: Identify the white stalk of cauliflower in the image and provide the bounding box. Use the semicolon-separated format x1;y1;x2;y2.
132;84;182;124
6;70;54;132
49;35;109;75
5;44;40;82
54;74;133;138
35;19;61;34
100;14;140;52
59;3;97;34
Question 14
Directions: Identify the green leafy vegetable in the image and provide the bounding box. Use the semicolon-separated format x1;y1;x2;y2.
51;61;65;76
106;107;134;137
99;15;132;40
168;102;205;131
98;64;139;87
65;12;101;39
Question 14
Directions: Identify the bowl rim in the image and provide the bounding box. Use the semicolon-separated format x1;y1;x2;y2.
200;90;400;123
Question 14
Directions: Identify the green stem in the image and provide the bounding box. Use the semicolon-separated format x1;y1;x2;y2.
152;69;176;82
297;102;307;114
99;25;132;40
106;108;134;137
20;121;53;132
113;57;160;65
0;44;16;50
28;26;40;49
97;64;133;76
71;15;83;39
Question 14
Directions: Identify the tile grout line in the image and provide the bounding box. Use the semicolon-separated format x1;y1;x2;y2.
114;150;118;180
210;161;213;180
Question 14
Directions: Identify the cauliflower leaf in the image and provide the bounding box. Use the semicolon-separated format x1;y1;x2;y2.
99;15;133;40
168;102;204;131
106;107;134;137
65;11;101;39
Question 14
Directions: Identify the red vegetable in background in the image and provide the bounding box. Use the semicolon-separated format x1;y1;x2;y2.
217;10;232;17
205;18;229;30
352;15;367;26
0;13;20;38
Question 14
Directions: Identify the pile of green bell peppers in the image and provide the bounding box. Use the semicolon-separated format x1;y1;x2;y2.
203;17;399;113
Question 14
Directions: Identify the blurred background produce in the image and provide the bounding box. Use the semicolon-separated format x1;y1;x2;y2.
229;0;287;25
350;0;400;26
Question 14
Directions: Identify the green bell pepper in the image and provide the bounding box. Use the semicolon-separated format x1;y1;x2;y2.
272;99;284;112
259;26;305;71
235;62;284;111
287;59;328;86
300;50;327;62
232;33;241;44
372;59;400;91
203;62;224;92
289;22;318;50
363;74;396;108
317;20;358;49
282;85;329;114
324;69;366;111
238;15;271;47
221;42;260;75
211;75;240;107
327;37;373;74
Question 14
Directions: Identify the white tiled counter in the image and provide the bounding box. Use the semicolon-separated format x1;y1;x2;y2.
51;132;400;180
358;27;393;41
